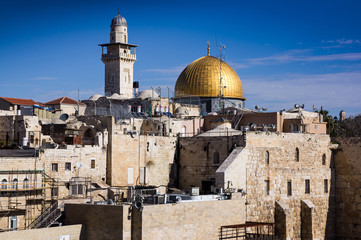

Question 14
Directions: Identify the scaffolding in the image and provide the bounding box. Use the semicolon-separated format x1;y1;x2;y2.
0;170;58;231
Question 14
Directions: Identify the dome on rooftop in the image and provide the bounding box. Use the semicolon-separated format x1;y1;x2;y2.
89;94;102;101
175;56;245;100
111;13;127;27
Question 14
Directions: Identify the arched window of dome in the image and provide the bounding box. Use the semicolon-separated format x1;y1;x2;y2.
213;151;220;164
124;35;127;43
265;151;269;164
322;154;326;165
295;148;299;162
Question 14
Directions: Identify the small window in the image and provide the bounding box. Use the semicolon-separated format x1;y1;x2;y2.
305;179;310;194
51;187;58;197
295;148;299;162
324;179;328;193
213;151;220;164
91;159;95;169
1;179;7;195
65;162;71;171
23;178;29;189
265;151;269;164
52;163;58;172
265;180;270;195
10;216;17;229
287;180;292;196
322;154;326;165
315;125;318;130
12;179;18;189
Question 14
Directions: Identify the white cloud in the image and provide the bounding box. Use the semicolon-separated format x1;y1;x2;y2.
242;71;361;115
248;50;361;65
142;66;185;74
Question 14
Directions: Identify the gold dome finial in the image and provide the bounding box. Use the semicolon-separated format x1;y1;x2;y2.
207;41;210;56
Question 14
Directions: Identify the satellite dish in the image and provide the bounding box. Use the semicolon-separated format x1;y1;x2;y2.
255;105;260;110
135;201;142;209
294;104;300;108
76;162;82;168
59;113;69;121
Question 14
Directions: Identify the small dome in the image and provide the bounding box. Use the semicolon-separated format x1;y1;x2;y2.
109;93;124;99
89;94;102;101
136;90;159;100
111;14;127;27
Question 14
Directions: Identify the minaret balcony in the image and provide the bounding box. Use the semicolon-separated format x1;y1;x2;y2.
101;52;136;61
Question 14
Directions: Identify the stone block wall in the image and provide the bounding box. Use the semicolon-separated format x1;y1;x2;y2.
216;131;335;239
41;145;107;199
132;198;246;240
178;135;244;192
109;134;177;193
334;137;361;238
0;224;82;240
64;204;131;240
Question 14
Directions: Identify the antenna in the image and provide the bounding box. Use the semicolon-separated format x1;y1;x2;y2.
77;88;80;117
219;43;226;113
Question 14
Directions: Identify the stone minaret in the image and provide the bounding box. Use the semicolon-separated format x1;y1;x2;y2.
99;12;138;98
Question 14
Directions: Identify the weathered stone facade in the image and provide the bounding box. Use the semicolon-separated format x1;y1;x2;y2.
178;134;244;192
109;134;177;193
215;132;336;239
334;137;361;239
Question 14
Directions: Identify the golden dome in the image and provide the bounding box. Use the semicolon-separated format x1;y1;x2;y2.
175;56;245;99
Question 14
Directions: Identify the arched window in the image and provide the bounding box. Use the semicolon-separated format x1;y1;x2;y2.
12;179;18;189
213;151;220;164
124;35;127;43
1;179;7;190
322;154;326;165
265;151;269;164
23;178;29;189
295;148;299;162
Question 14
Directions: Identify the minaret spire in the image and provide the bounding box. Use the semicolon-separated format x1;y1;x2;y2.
207;41;210;56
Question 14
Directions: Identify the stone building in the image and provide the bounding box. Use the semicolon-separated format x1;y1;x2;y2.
45;96;86;116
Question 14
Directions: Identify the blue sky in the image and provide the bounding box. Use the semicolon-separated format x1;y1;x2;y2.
1;0;361;117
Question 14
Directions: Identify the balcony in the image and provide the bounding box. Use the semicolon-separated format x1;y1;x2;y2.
101;52;136;61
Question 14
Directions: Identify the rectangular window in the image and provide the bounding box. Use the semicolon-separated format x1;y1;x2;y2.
10;216;17;229
51;187;58;197
65;162;71;171
52;163;58;172
324;179;328;193
265;180;270;195
305;179;310;194
287;180;292;196
91;159;95;169
128;168;134;185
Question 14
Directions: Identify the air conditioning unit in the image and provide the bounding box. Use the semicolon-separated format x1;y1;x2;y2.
190;187;200;196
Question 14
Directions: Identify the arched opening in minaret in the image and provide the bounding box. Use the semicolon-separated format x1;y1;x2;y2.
124;35;127;43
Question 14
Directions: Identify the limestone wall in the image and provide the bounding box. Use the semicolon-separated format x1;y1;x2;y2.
0;224;82;240
132;198;246;240
334;137;361;238
109;134;177;193
178;135;244;192
217;131;335;239
41;145;107;198
64;204;131;240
